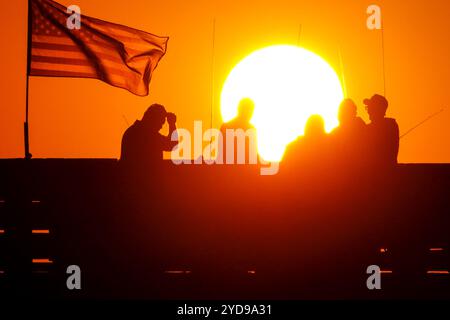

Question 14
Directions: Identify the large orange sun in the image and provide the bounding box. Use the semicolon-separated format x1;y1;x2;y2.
221;45;344;162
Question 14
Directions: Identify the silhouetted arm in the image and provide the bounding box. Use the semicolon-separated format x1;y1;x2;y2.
162;112;178;151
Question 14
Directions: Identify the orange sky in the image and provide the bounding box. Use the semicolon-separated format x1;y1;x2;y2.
0;0;449;162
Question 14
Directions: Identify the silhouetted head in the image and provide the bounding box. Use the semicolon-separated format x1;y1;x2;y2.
338;99;358;125
364;94;388;123
237;98;255;123
142;104;167;131
305;115;326;138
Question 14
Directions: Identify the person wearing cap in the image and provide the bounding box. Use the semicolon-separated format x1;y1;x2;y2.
363;94;399;167
120;103;178;168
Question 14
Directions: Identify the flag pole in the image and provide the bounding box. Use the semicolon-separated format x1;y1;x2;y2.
24;0;32;160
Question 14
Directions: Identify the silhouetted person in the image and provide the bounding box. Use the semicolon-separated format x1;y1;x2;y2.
284;115;329;169
331;99;367;165
304;115;327;140
120;104;178;169
220;98;258;164
333;99;366;136
364;94;399;167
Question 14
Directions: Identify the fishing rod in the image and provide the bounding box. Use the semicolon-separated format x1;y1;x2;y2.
297;24;302;46
122;114;130;127
209;17;216;145
400;108;445;139
338;46;348;98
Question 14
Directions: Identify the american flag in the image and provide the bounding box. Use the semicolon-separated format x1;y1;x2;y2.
29;0;168;96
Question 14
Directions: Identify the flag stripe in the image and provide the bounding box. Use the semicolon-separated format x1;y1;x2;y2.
31;55;144;80
30;61;131;80
32;41;79;52
30;69;96;78
31;61;96;73
32;38;149;57
33;35;75;45
30;68;128;86
32;48;82;58
34;33;162;53
31;55;92;66
31;48;125;65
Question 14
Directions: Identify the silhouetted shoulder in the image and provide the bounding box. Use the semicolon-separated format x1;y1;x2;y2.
368;117;399;133
385;118;400;137
285;137;302;153
385;118;399;127
124;121;141;137
120;120;142;162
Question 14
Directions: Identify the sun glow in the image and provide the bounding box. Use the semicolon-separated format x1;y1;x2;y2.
221;45;344;161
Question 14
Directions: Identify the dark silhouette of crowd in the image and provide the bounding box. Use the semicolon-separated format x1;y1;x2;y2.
114;94;412;300
284;94;399;172
119;94;399;174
